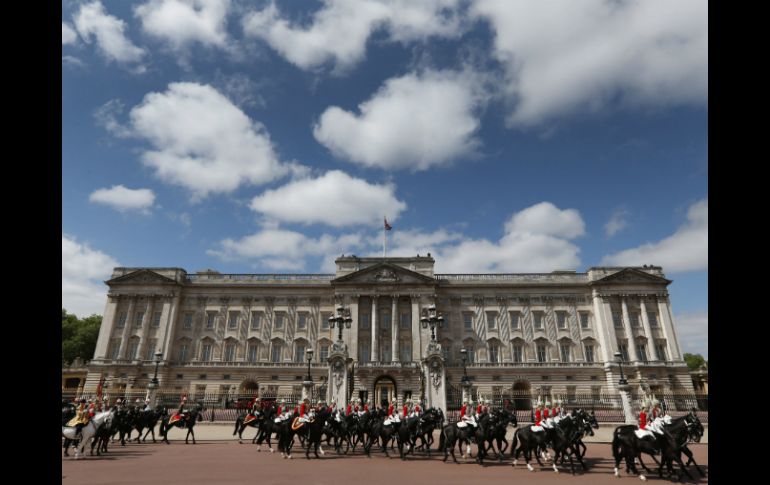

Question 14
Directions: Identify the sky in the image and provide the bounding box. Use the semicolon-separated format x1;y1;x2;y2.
61;0;708;358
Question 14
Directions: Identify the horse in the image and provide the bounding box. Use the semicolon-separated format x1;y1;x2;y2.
276;413;312;459
61;411;115;459
160;404;202;444
484;408;517;461
438;416;479;463
232;409;262;444
254;407;280;451
365;409;399;457
62;402;77;456
412;408;444;453
510;419;553;471
305;408;332;459
546;414;589;474
612;414;694;481
133;406;165;443
656;411;705;479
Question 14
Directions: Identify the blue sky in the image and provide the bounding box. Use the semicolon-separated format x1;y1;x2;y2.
61;1;707;358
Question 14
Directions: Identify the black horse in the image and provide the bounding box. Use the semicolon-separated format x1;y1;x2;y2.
305;408;332;459
160;404;202;444
254;407;281;452
276;413;312;459
232;408;263;444
365;409;399;457
484;408;518;461
510;420;552;471
133;406;165;443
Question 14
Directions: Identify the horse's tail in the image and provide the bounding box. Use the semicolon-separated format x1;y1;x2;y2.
233;415;242;435
438;427;446;452
511;428;519;457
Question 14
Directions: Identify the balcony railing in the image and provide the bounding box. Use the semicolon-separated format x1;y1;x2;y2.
435;273;589;282
186;274;334;283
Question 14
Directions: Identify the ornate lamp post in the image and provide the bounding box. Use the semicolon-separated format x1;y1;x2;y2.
305;348;314;382
329;305;353;351
460;348;472;404
302;348;314;403
615;351;628;385
145;349;163;405
420;304;444;346
327;303;354;407
151;350;163;385
615;351;635;423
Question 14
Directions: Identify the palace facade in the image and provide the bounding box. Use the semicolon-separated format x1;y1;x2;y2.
84;256;692;407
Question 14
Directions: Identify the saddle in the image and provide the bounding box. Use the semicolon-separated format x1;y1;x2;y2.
244;414;257;425
635;428;655;439
169;413;185;425
530;425;544;432
291;417;313;430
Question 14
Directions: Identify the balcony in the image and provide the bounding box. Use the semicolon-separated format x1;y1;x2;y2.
447;362;604;369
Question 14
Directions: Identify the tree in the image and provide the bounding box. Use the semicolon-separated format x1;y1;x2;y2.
62;308;102;364
683;353;706;371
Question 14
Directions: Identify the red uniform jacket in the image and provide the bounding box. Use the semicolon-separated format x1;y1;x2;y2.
293;406;299;416
346;404;352;416
535;409;542;426
476;405;482;414
552;408;557;418
299;403;307;417
639;410;647;429
364;404;369;412
651;408;660;419
354;405;359;412
88;403;96;417
543;408;550;419
414;405;421;414
403;405;408;416
460;404;467;418
387;405;394;416
276;405;282;415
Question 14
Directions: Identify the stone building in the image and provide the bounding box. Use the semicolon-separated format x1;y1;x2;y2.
84;256;692;407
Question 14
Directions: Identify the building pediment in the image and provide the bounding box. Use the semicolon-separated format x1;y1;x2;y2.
592;268;671;285
106;269;179;286
332;262;436;285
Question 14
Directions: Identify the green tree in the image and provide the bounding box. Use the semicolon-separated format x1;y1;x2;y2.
683;352;706;370
62;308;102;364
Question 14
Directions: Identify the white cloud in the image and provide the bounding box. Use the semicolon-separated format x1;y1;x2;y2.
373;202;585;272
605;208;630;237
601;199;707;272
314;70;486;170
62;22;78;45
121;82;298;200
249;170;407;227
208;228;364;270
242;0;464;72
94;100;132;137
674;311;708;358
135;0;230;51
73;1;146;67
62;56;87;69
89;185;156;214
62;234;120;318
472;0;708;126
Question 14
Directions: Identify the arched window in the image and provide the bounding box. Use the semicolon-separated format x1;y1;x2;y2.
270;338;284;363
487;338;502;363
223;337;238;362
581;337;599;363
200;337;215;362
462;338;476;363
294;338;310;363
246;337;261;363
510;337;526;363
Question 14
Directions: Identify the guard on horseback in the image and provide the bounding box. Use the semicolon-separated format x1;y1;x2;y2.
66;398;91;440
410;399;422;418
169;396;187;425
384;398;399;425
530;400;545;432
298;398;311;423
457;400;477;428
646;397;671;435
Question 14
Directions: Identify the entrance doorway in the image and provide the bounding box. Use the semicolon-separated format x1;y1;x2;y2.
513;380;532;410
374;376;397;409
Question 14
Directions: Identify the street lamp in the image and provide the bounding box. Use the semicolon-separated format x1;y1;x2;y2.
151;350;163;385
329;305;353;344
615;351;628;385
305;348;314;382
420;304;444;343
460;348;470;385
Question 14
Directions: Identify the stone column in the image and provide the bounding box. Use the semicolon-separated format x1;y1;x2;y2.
411;296;421;361
371;296;379;362
657;295;681;360
302;379;314;403
348;295;359;361
139;296;155;360
423;356;446;411
392;295;399;362
621;296;639;361
591;291;615;363
117;296;137;359
639;297;655;360
159;292;181;366
618;382;636;424
94;295;119;360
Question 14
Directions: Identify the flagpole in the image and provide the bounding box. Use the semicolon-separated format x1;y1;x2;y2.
383;216;386;258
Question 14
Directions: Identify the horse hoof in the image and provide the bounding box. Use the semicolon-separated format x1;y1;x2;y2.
553;465;559;473
288;455;292;459
512;460;517;466
239;440;242;444
639;476;646;481
527;464;534;472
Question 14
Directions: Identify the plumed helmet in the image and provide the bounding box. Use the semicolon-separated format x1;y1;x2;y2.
116;398;122;403
145;399;150;403
281;399;285;404
182;396;187;401
392;398;397;404
652;397;660;407
544;400;551;407
136;398;141;403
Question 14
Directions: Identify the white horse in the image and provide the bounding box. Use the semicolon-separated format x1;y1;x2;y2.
62;411;114;459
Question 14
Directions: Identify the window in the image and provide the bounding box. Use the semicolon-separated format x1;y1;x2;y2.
630;313;640;328
206;312;216;329
271;343;282;363
201;344;212;362
251;311;261;330
655;342;667;361
129;340;139;360
178;344;188;363
275;313;284;329
636;343;647;362
510;312;520;330
109;339;120;359
382;313;391;328
536;344;547;363
463;313;473;330
648;312;659;327
584;344;595;363
359;343;370;363
464;346;475;363
381;344;391;362
534;312;543;330
618;342;629;361
401;312;410;329
135;311;144;327
183;313;193;329
557;312;567;329
145;339;157;360
247;343;258;362
295;343;305;363
441;345;450;362
298;314;307;330
612;313;623;328
321;313;330;330
228;311;239;329
401;343;411;362
566;385;576;404
152;311;162;327
116;312;127;328
486;312;497;330
579;313;589;329
488;344;499;363
512;345;523;363
319;344;329;362
560;343;571;362
360;313;370;329
224;343;236;362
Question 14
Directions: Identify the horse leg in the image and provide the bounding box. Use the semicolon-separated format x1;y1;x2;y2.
682;446;704;476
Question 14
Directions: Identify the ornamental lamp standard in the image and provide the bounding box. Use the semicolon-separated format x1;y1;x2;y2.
420;304;445;343
151;350;163;385
305;349;314;382
460;348;470;385
329;305;353;344
615;351;628;386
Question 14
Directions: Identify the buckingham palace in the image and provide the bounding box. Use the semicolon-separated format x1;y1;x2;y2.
83;255;693;408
